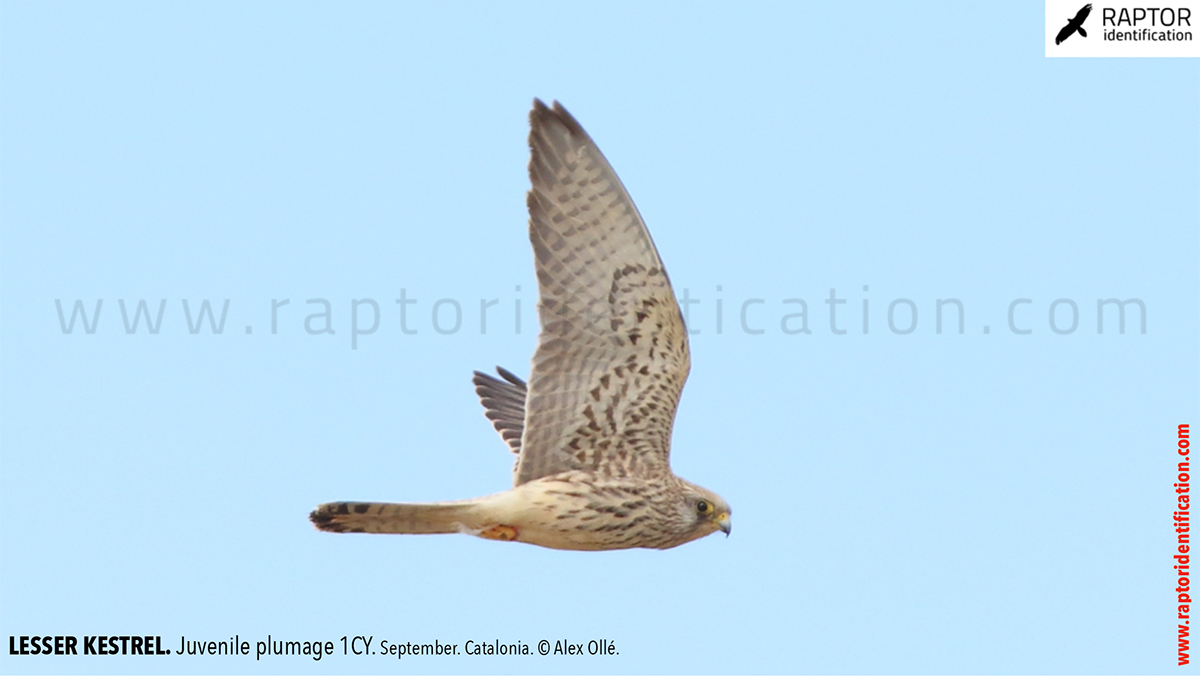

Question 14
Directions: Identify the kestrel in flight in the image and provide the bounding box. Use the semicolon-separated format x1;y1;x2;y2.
309;100;730;550
1055;3;1092;44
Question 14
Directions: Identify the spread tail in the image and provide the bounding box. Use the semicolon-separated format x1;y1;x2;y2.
309;500;482;534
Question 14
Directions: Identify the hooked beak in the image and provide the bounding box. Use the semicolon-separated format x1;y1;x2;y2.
716;512;731;537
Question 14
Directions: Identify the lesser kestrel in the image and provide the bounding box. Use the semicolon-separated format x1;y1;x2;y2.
309;100;730;550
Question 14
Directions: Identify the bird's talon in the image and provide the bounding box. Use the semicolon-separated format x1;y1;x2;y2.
479;525;519;541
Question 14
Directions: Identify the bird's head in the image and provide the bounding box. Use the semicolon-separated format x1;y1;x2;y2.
678;481;732;540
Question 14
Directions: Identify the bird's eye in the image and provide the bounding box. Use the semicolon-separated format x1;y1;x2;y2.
697;500;709;514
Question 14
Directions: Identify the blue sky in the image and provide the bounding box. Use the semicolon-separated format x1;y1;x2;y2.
1;2;1196;674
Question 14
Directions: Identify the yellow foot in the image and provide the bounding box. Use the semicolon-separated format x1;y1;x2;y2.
479;525;519;541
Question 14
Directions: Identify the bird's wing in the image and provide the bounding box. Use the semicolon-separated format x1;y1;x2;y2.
1055;23;1074;44
1075;3;1092;22
473;367;527;454
515;99;690;486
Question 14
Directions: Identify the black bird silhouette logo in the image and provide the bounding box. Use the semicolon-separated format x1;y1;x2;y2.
1056;3;1093;44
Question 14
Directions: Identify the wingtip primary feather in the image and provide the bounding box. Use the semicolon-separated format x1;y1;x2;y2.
494;365;525;386
529;98;590;142
473;366;527;455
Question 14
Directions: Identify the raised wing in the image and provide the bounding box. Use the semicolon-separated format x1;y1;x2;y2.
516;99;691;486
1072;3;1092;24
